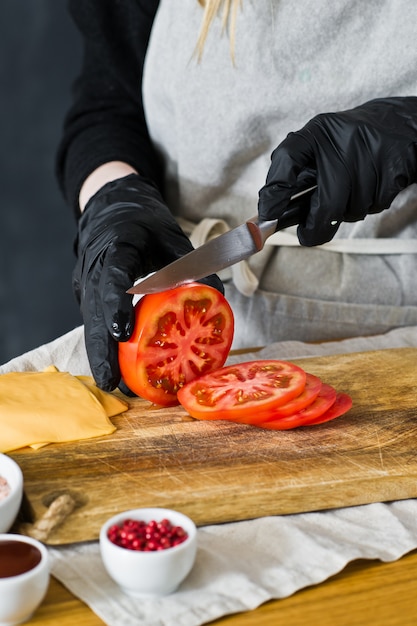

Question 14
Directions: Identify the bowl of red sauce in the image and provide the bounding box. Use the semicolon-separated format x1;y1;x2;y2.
0;533;50;625
0;454;23;533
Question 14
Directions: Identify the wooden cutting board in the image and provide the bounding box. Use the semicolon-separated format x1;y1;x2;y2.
9;347;417;545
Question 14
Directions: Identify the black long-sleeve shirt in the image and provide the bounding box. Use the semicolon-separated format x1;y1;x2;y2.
56;0;161;215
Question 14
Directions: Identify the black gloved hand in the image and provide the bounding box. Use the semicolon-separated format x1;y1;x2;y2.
73;174;223;392
258;97;417;246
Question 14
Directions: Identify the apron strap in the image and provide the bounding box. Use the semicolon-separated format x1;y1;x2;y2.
268;228;417;254
178;217;259;296
178;218;417;297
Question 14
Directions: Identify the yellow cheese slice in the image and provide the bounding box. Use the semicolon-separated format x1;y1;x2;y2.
76;375;128;418
0;367;128;452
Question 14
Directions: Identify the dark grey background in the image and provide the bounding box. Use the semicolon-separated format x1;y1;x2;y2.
0;1;83;364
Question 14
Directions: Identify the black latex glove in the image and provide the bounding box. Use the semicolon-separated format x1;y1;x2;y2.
73;174;224;392
258;97;417;246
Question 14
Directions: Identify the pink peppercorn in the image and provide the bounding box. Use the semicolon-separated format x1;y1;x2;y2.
107;518;188;551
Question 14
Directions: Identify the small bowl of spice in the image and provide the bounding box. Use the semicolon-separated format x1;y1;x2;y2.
0;454;23;533
0;533;50;625
99;507;197;597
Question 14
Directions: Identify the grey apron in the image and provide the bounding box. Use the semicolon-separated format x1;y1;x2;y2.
143;0;417;348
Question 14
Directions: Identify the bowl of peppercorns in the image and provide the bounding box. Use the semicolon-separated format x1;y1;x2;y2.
99;507;197;597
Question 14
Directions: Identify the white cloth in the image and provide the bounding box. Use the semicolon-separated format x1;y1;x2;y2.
2;325;417;626
49;501;417;626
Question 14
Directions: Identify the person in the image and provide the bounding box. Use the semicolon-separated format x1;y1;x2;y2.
57;0;417;392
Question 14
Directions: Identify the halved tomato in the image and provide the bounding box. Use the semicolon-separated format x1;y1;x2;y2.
177;360;307;422
257;383;338;430
118;283;234;406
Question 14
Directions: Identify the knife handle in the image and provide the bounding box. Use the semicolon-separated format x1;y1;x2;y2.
247;185;317;251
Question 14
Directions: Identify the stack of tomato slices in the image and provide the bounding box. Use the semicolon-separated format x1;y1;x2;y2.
118;283;352;429
177;360;352;429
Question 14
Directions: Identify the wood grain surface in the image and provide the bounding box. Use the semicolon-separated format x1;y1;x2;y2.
10;347;417;545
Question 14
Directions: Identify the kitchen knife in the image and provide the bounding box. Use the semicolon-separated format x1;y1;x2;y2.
127;185;317;295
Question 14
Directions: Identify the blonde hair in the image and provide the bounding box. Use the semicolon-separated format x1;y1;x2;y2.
196;0;242;60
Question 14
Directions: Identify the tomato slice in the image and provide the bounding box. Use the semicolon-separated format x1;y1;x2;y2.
301;392;353;426
258;373;322;421
118;283;234;406
230;372;321;425
177;360;307;422
257;383;337;430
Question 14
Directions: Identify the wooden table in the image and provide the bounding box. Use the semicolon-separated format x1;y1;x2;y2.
28;549;417;625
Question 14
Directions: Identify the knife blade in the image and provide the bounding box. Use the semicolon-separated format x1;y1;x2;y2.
127;185;317;295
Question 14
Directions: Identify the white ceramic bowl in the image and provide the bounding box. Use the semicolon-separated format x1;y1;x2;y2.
0;454;23;533
0;533;50;626
100;507;197;597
